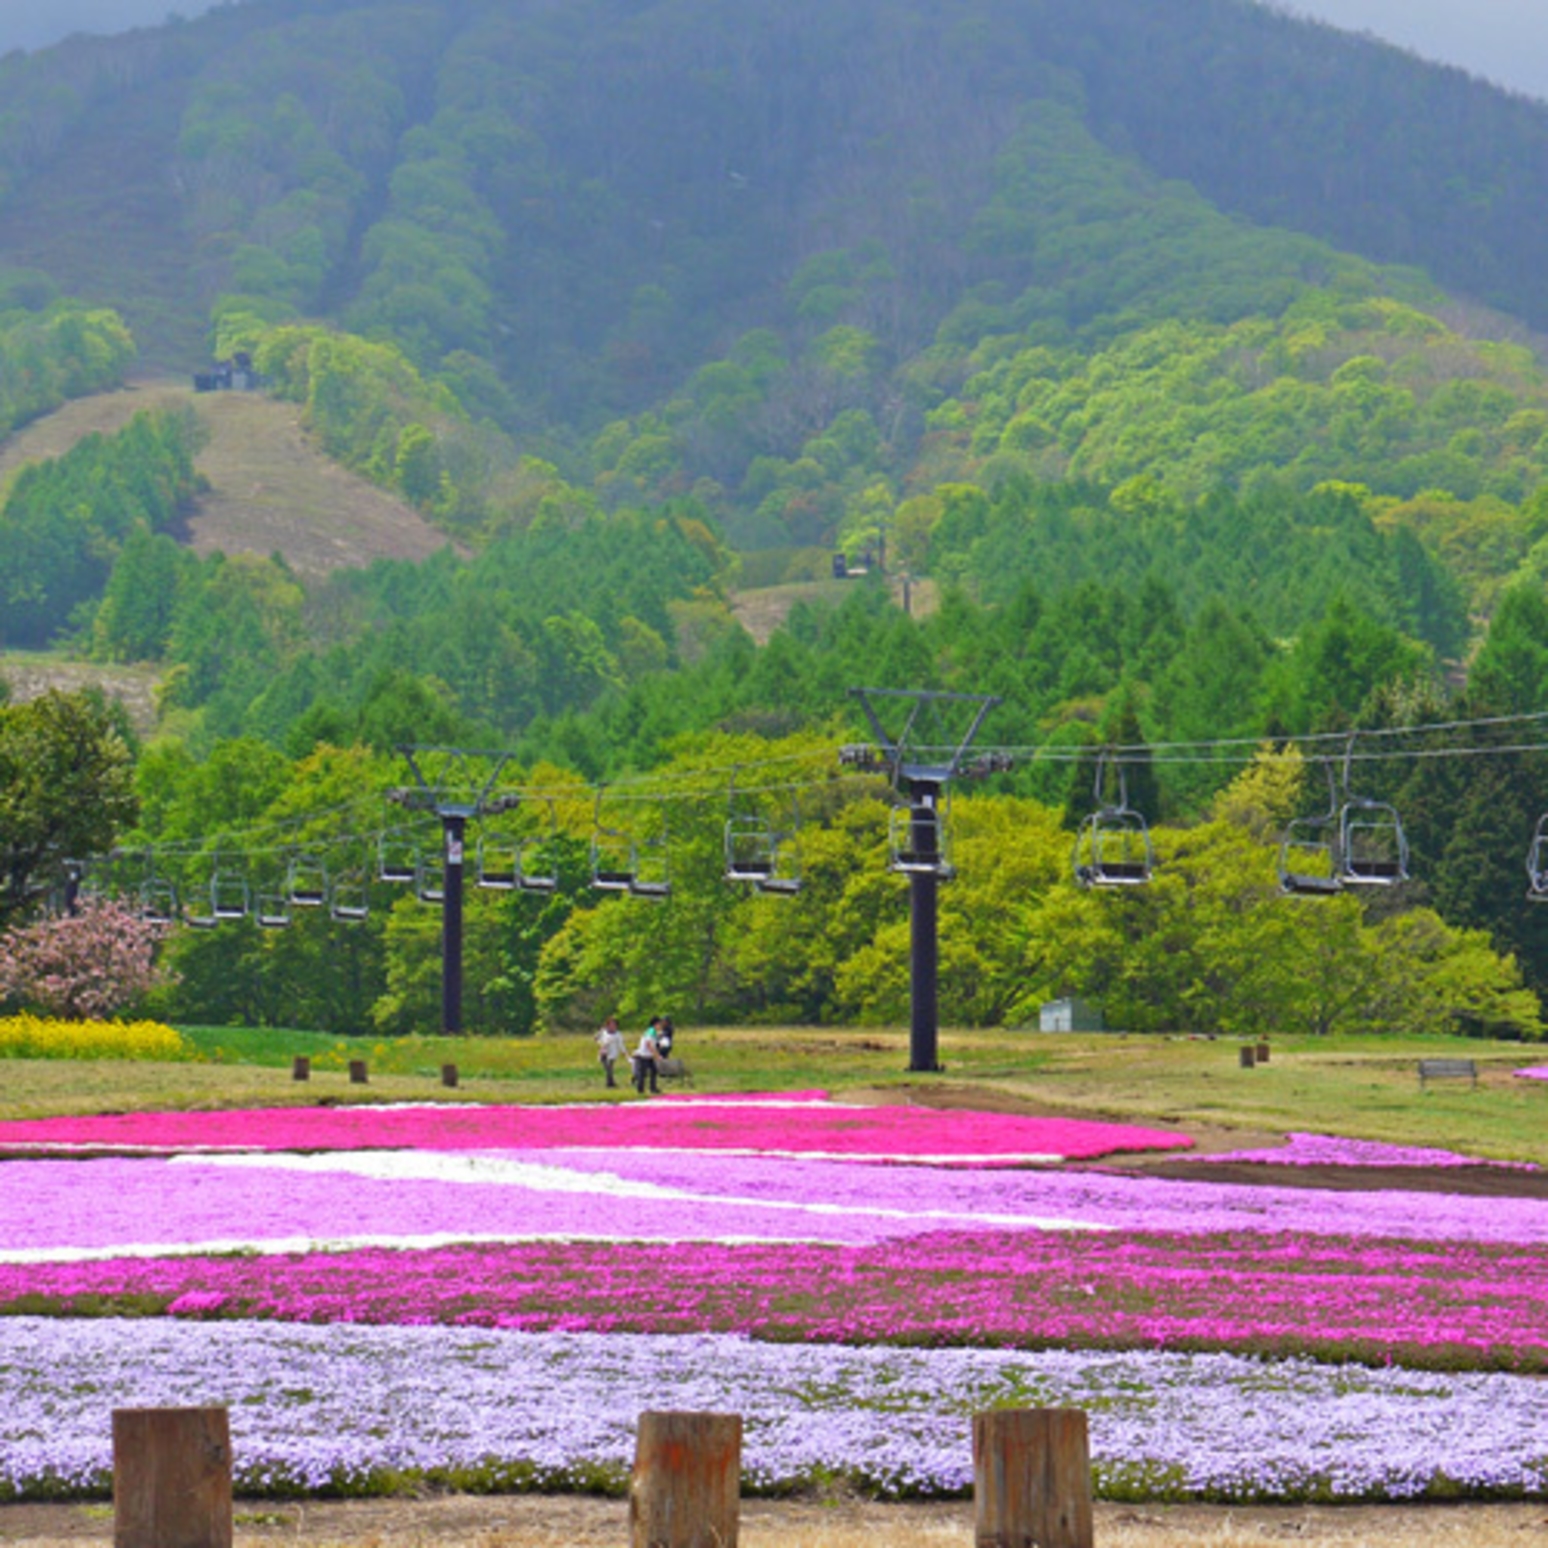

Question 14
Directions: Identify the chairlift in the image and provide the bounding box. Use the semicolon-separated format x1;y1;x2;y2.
256;891;292;929
138;876;179;924
629;828;671;899
517;804;560;891
591;789;635;892
330;879;370;922
416;854;444;905
1073;755;1154;888
211;871;250;921
1278;759;1343;897
1334;737;1410;889
1527;815;1548;903
476;833;519;890
377;832;418;885
287;853;328;907
889;788;955;878
183;887;218;929
725;814;776;882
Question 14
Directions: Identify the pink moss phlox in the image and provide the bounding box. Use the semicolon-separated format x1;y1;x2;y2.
0;1098;1193;1165
4;1229;1542;1373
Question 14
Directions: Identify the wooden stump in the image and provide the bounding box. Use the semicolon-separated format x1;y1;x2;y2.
441;1062;459;1088
630;1411;741;1548
349;1059;368;1084
291;1056;310;1082
973;1408;1092;1548
113;1406;233;1548
1255;1042;1271;1064
1239;1044;1256;1068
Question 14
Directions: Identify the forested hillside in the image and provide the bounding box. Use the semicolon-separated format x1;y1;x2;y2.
5;0;1548;1038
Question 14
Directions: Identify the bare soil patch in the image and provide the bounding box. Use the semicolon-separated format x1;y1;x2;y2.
2;1495;1544;1548
0;381;449;580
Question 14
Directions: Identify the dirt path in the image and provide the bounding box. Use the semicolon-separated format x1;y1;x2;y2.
3;1494;1545;1547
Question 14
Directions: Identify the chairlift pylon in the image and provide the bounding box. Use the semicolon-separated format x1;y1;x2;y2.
1073;753;1154;888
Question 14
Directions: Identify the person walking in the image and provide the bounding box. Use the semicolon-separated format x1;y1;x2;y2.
632;1017;662;1095
595;1015;626;1088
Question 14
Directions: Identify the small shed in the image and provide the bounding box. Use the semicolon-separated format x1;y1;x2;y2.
1039;996;1105;1033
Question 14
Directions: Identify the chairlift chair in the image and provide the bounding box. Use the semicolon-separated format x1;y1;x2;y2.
1278;760;1343;897
211;870;250;921
183;883;219;929
591;790;634;891
517;838;559;893
725;814;776;883
1072;756;1153;888
377;833;418;885
1528;814;1548;902
330;881;370;922
889;794;955;879
628;830;671;899
415;855;444;905
476;833;519;890
256;891;292;929
1337;800;1410;887
1332;737;1410;889
287;853;328;907
139;877;179;924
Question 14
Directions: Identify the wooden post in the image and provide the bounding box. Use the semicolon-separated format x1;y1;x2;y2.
1239;1044;1256;1068
349;1059;368;1084
291;1056;310;1081
113;1406;233;1548
973;1408;1092;1548
630;1411;741;1548
441;1062;459;1088
1255;1042;1270;1064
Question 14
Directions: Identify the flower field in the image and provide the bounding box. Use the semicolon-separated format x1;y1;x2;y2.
0;1013;188;1061
1;1093;1545;1505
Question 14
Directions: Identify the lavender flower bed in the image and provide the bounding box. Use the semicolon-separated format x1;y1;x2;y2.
4;1318;1546;1505
1196;1133;1540;1170
9;1147;1548;1266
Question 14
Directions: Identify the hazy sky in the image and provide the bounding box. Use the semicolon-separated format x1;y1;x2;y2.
2;0;1546;105
1284;0;1548;101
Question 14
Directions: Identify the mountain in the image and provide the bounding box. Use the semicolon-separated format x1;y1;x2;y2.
3;0;1548;393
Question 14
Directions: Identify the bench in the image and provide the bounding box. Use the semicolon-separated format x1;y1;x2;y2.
657;1056;692;1087
1418;1057;1477;1088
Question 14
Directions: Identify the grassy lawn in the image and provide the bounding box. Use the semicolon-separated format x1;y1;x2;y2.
1;1024;1543;1163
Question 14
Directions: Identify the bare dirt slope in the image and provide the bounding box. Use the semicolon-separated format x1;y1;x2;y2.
0;381;450;579
2;1495;1543;1548
732;575;937;644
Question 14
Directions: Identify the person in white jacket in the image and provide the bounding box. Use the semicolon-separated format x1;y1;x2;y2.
594;1015;626;1088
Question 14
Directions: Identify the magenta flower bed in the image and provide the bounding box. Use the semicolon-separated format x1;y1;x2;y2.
1516;1067;1548;1082
0;1099;1191;1166
4;1229;1539;1374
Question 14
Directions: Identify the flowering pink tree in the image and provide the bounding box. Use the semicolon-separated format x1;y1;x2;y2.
0;899;174;1019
